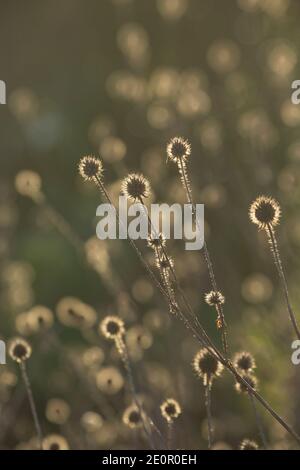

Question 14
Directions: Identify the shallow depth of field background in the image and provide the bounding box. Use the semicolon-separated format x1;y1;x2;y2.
1;0;300;450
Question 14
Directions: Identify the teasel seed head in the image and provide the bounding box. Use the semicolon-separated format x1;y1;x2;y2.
122;404;143;429
240;439;259;450
167;137;191;163
9;337;32;363
205;290;225;307
121;173;150;201
235;373;258;394
78;155;103;182
42;434;69;450
233;351;256;373
99;315;125;340
193;348;224;385
147;232;166;249
160;398;181;423
249;195;281;230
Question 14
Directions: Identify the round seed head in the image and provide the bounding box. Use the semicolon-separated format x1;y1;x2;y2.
249;195;281;230
42;434;69;450
45;398;71;425
28;305;54;333
233;351;256;373
160;398;181;423
240;439;259;450
235;373;258;394
8;337;32;363
56;297;97;330
193;348;223;384
121;173;150;201
96;366;124;395
122;404;143;429
205;290;225;307
167;137;191;163
78;155;103;182
99;315;125;340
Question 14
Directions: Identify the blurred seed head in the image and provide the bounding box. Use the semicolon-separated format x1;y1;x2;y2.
160;398;181;423
167;137;191;163
249;196;281;230
56;297;97;330
42;434;69;450
205;290;225;307
207;40;240;74
8;338;32;363
96;366;124;395
82;347;105;369
121;173;150;201
233;352;256;373
15;170;42;202
80;411;103;433
28;305;54;333
235;373;258;394
78;155;103;182
240;438;259;450
99;315;125;340
100;136;126;163
46;398;71;425
156;0;188;21
193;348;224;385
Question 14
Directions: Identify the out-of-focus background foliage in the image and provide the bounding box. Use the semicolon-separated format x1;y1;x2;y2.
1;0;300;450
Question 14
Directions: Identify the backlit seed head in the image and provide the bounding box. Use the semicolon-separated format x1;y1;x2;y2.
160;398;181;423
167;137;191;163
78;155;103;182
249;196;281;230
235;373;258;394
156;254;173;270
45;398;71;425
96;366;124;395
99;315;125;340
28;305;54;333
233;352;256;373
8;338;32;363
56;297;97;330
80;411;103;433
240;439;259;450
42;434;69;450
193;348;223;385
122;404;143;429
147;233;166;249
205;290;225;307
15;170;42;201
121;173;150;201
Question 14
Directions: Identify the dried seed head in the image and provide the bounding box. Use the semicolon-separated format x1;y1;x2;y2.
8;338;32;363
235;373;258;394
80;411;103;433
205;290;225;307
46;398;71;425
96;366;124;395
28;305;54;333
249;196;281;230
15;170;42;201
82;347;104;369
167;137;191;163
160;398;181;423
121;173;150;201
122;404;143;429
156;254;174;270
233;351;256;373
193;348;224;384
42;434;69;450
147;233;166;249
78;155;103;182
56;297;97;330
99;315;125;340
240;439;259;450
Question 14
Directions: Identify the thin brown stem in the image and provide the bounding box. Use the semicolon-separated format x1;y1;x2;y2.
204;382;213;450
20;362;43;449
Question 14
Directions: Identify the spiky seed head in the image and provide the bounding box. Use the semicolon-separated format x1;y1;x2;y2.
167;137;191;163
160;398;181;423
99;315;125;340
121;173;150;201
193;348;224;384
240;439;259;450
233;352;256;373
156;254;173;270
8;338;32;363
147;233;166;249
42;434;69;450
205;290;225;307
122;405;143;429
249;196;281;230
78;155;103;182
235;373;258;394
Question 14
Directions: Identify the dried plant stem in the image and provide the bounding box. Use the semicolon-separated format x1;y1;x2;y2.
267;224;300;340
249;392;267;450
167;423;173;450
20;362;43;449
93;176;300;446
204;383;213;450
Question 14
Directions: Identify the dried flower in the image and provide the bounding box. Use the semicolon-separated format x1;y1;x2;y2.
8;338;32;363
235;373;258;394
42;434;69;450
160;398;181;423
121;173;150;201
249;196;281;230
193;348;223;385
240;439;259;450
167;137;191;163
78;155;103;182
122;404;143;429
99;315;125;340
233;352;256;373
205;290;225;306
